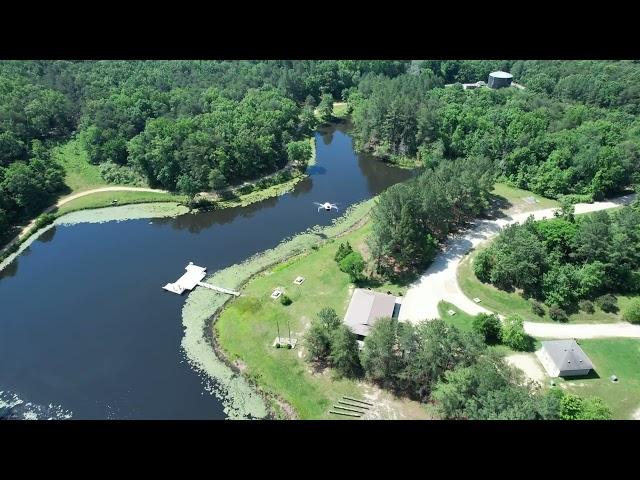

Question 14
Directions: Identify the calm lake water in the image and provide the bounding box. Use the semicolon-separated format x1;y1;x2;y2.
0;123;412;419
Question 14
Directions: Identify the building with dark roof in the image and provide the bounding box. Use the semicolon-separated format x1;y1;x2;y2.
537;339;594;377
343;289;400;339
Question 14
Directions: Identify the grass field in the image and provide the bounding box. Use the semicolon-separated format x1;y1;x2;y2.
215;220;428;420
457;243;632;324
437;301;475;332
491;183;559;213
56;191;186;215
52;139;109;192
332;102;349;118
556;338;640;419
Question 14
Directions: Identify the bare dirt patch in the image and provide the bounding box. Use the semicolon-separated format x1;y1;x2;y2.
505;353;547;385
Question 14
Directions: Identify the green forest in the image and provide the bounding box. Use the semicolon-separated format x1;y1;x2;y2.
350;61;640;279
0;60;409;242
475;203;640;321
3;60;640;254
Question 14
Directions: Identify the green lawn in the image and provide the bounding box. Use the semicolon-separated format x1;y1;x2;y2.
215;220;428;420
56;191;185;215
52;138;109;192
332;102;349;118
437;301;475;332
457;243;630;324
491;183;559;213
556;338;640;419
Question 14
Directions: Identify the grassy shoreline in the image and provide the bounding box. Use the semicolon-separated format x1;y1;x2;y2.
191;199;428;420
1;135;318;263
180;200;378;419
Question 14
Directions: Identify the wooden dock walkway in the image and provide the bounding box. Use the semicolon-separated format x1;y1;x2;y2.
197;282;240;296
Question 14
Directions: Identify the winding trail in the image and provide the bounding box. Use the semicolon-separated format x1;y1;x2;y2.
398;193;640;339
1;186;168;255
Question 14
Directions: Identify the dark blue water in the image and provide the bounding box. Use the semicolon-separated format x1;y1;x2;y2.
0;123;412;419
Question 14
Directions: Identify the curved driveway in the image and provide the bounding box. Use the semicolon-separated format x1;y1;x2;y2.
398;193;640;339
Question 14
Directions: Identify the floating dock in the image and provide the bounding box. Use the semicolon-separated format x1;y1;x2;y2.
163;262;239;296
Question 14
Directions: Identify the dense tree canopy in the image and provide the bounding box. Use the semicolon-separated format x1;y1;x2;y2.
476;203;640;313
349;65;640;201
0;60;411;241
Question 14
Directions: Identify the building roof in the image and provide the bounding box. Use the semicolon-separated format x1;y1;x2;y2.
343;288;397;337
489;71;513;79
542;340;593;372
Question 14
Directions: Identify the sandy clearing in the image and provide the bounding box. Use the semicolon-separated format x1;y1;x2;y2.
505;353;547;384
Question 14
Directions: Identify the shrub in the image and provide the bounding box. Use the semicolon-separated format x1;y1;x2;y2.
560;393;584;420
500;315;530;351
578;299;595;314
580;396;612;420
530;299;545;317
34;213;56;229
186;196;217;211
280;295;292;306
622;298;640;323
473;249;493;283
338;251;365;282
334;241;353;263
98;161;146;186
329;325;362;378
549;305;569;322
472;313;502;344
596;294;618;313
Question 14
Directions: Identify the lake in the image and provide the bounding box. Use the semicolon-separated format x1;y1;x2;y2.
0;123;413;419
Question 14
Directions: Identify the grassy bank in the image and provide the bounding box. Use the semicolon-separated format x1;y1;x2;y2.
53;138;109;192
181;199;428;419
214;215;428;419
491;183;559;213
56;191;186;215
556;338;640;419
458;240;636;324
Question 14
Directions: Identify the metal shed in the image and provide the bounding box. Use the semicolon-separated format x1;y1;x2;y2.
537;339;594;377
343;289;399;340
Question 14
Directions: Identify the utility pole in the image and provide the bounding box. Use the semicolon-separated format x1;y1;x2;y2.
276;319;281;343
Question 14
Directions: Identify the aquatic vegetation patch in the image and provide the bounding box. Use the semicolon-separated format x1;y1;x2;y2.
55;202;189;226
0;390;72;420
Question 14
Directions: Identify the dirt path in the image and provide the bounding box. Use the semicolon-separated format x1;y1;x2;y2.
399;193;640;339
1;186;168;255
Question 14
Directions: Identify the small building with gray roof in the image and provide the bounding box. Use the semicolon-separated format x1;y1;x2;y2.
536;339;594;377
343;288;400;340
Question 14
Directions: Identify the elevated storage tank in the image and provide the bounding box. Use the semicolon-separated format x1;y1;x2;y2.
488;71;513;89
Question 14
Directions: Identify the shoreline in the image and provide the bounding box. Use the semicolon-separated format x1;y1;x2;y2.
181;199;376;419
0;135;319;268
